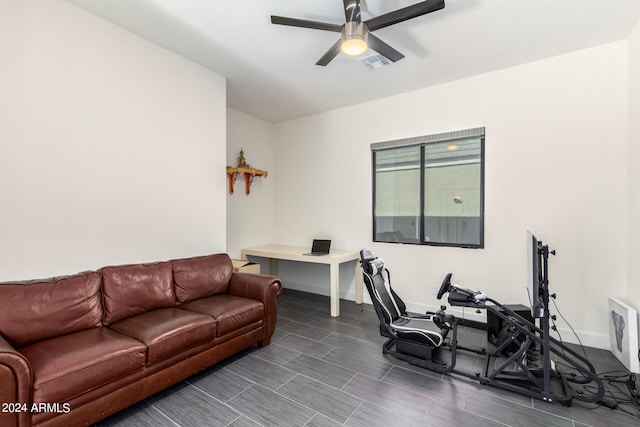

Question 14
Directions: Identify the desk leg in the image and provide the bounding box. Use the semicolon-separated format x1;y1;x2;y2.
330;263;339;317
269;258;278;277
355;261;363;305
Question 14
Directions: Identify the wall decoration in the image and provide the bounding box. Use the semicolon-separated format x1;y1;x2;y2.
226;149;268;195
609;297;640;373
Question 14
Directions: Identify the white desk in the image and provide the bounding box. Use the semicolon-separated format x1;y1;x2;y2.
241;245;363;317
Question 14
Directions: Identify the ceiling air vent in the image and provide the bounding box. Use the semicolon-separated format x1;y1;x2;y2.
361;54;391;70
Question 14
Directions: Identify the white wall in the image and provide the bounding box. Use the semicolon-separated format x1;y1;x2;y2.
626;17;640;366
628;18;640;312
274;41;629;348
0;0;227;280
226;109;276;261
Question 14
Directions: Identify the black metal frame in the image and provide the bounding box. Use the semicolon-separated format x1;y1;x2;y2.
441;241;604;405
362;242;605;406
371;131;485;249
449;299;603;405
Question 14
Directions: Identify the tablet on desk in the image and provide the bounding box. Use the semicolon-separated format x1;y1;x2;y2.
304;239;331;256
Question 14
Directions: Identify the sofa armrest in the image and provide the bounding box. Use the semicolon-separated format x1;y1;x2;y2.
0;334;32;427
228;273;282;345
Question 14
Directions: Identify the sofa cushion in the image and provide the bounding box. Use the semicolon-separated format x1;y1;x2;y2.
101;261;175;325
179;295;264;337
172;254;233;304
109;308;216;365
0;272;102;348
19;327;146;404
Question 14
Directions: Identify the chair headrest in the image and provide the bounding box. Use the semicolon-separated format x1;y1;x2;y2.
360;249;385;276
360;249;375;264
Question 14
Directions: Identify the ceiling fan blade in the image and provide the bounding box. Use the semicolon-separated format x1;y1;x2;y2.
343;0;362;23
316;39;342;66
271;15;342;32
365;0;445;32
367;34;405;62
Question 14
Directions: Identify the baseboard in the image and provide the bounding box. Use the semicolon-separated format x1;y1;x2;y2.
282;284;611;351
457;318;487;330
282;281;358;302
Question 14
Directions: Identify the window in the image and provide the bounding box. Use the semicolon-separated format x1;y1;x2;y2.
372;127;485;248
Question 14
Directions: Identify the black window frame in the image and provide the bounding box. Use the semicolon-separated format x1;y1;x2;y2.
371;127;485;249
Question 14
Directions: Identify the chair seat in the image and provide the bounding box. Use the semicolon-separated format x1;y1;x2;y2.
391;316;444;347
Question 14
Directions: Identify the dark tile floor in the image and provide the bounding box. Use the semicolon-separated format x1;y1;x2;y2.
96;289;640;426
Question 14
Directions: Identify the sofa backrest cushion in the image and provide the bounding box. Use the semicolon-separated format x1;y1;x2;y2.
172;254;233;304
101;261;175;325
0;272;103;348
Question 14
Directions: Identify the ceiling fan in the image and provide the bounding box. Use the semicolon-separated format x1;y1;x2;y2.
271;0;445;66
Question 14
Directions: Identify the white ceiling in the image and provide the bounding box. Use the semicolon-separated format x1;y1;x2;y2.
67;0;640;123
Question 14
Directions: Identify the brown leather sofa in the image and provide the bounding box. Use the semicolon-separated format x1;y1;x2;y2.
0;253;282;427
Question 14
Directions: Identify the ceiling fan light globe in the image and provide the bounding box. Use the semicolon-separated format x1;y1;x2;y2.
341;39;367;56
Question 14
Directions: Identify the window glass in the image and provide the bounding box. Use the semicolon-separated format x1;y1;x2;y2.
374;146;421;243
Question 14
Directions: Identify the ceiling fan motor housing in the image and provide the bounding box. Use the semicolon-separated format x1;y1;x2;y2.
341;22;369;56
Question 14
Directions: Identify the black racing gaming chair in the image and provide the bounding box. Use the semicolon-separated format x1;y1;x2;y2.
360;249;458;372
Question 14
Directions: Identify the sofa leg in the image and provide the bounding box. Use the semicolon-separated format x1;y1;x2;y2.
258;338;271;348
